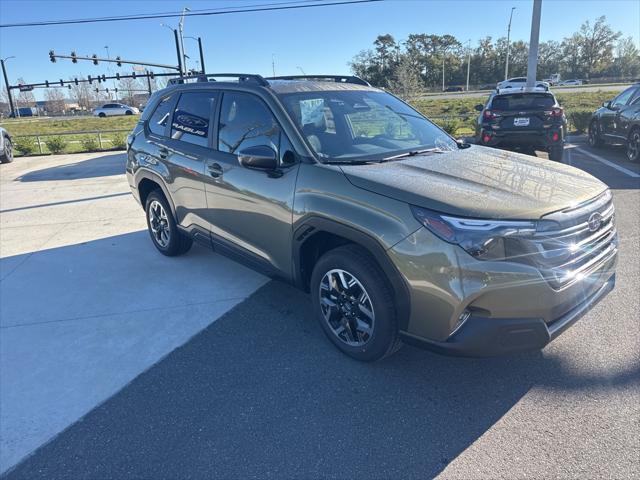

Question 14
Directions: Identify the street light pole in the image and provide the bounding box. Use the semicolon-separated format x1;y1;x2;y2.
178;7;190;75
1;57;16;117
526;0;542;88
505;6;516;81
441;49;446;92
466;39;472;91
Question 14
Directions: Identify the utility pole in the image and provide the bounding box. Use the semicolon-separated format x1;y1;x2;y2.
466;39;472;91
526;0;542;88
178;7;190;75
1;57;16;117
441;49;446;91
504;6;516;81
174;29;184;79
272;54;276;77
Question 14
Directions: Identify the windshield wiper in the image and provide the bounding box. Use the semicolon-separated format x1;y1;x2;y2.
382;148;442;161
322;159;381;165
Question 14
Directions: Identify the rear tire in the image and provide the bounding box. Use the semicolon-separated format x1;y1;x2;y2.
588;120;603;147
1;136;13;164
310;245;402;361
98;112;106;118
549;145;564;162
144;190;192;256
626;128;640;162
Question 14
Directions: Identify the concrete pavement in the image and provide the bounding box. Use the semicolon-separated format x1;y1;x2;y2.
1;141;639;479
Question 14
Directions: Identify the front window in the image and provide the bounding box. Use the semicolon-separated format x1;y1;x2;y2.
279;90;455;162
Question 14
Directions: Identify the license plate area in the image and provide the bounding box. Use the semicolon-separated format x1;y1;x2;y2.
514;117;530;127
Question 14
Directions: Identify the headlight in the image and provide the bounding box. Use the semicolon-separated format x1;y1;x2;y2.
410;205;536;260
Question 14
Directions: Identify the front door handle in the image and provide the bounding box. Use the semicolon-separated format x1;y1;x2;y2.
208;163;223;178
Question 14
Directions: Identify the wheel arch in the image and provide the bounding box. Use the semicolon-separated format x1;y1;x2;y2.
136;170;176;218
293;216;411;331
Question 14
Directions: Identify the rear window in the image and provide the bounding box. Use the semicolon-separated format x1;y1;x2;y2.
491;94;555;111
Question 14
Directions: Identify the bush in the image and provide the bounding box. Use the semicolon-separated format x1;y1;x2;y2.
567;109;593;133
110;134;127;150
79;135;99;151
13;138;36;156
44;136;67;154
435;118;460;135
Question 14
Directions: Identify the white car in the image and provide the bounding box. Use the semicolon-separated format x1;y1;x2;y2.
497;77;549;90
93;103;140;117
558;79;583;86
0;126;13;164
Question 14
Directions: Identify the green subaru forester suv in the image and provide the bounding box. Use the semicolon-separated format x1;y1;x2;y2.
126;74;617;361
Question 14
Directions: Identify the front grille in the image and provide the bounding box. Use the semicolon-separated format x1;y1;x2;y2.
524;190;618;289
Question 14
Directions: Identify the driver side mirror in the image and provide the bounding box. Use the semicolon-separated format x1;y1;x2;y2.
238;145;278;171
603;101;612;109
474;104;484;112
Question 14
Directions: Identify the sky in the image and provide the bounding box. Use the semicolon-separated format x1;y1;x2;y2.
1;0;639;100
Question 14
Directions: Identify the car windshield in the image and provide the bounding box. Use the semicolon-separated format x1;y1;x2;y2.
491;93;555;111
278;90;456;162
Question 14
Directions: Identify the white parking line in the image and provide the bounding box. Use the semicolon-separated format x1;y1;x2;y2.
571;146;640;178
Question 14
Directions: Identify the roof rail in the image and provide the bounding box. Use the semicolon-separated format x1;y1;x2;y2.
265;75;371;86
168;73;269;86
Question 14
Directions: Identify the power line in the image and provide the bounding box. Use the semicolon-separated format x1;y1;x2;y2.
0;0;382;29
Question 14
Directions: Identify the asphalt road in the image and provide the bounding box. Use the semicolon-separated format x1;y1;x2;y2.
2;139;639;479
420;83;629;100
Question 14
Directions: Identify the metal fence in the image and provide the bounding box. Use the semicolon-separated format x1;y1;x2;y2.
13;129;131;154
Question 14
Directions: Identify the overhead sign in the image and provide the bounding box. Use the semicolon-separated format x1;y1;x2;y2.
18;85;34;92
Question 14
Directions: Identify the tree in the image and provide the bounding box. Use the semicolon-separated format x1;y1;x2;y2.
44;88;67;115
577;16;621;79
611;37;640;79
118;77;142;105
68;76;99;111
388;55;423;101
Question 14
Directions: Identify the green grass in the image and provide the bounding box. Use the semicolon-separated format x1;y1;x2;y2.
0;115;138;136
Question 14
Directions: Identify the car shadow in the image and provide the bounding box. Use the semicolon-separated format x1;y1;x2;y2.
17;152;126;182
5;271;638;479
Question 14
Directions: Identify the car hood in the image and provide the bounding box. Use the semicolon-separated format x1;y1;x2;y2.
340;145;608;219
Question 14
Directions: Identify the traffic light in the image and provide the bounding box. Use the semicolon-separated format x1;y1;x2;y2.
101;74;106;82
97;76;102;83
132;71;136;79
88;75;93;84
49;50;56;63
74;78;79;85
95;88;99;93
45;80;50;88
92;54;98;65
68;85;72;89
149;71;155;79
114;88;118;93
116;56;122;67
59;79;64;86
115;73;120;80
70;51;77;63
105;88;109;93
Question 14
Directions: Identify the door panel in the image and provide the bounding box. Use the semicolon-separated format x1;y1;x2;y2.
603;86;637;137
203;91;299;278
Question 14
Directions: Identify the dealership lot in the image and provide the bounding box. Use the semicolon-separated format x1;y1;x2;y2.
1;140;639;478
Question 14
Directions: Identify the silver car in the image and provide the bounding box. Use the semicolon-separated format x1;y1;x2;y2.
93;103;139;118
0;127;12;164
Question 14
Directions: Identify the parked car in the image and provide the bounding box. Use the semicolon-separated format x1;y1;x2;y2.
126;73;617;361
93;103;140;117
558;79;583;86
588;84;640;162
474;88;567;161
497;77;549;90
0;127;13;164
444;86;463;92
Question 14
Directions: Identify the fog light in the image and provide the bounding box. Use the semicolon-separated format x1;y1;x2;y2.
449;309;472;338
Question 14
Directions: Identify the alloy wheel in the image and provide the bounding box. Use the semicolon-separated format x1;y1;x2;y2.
319;269;375;347
148;200;171;248
4;139;12;161
627;130;640;162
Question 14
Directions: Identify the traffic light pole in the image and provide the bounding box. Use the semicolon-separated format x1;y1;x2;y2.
198;37;206;74
1;59;16;118
49;51;180;72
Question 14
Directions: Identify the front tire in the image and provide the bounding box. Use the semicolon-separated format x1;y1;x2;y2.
626;128;640;162
98;112;106;118
1;136;13;164
548;144;564;162
310;245;402;361
588;120;603;147
125;110;133;115
144;190;192;256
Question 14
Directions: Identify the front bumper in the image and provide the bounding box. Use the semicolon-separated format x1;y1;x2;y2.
399;275;615;357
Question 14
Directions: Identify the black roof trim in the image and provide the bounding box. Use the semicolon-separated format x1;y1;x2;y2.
168;73;269;86
265;75;370;86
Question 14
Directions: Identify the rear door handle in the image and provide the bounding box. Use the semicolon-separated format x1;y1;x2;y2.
158;147;169;159
208;163;223;178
